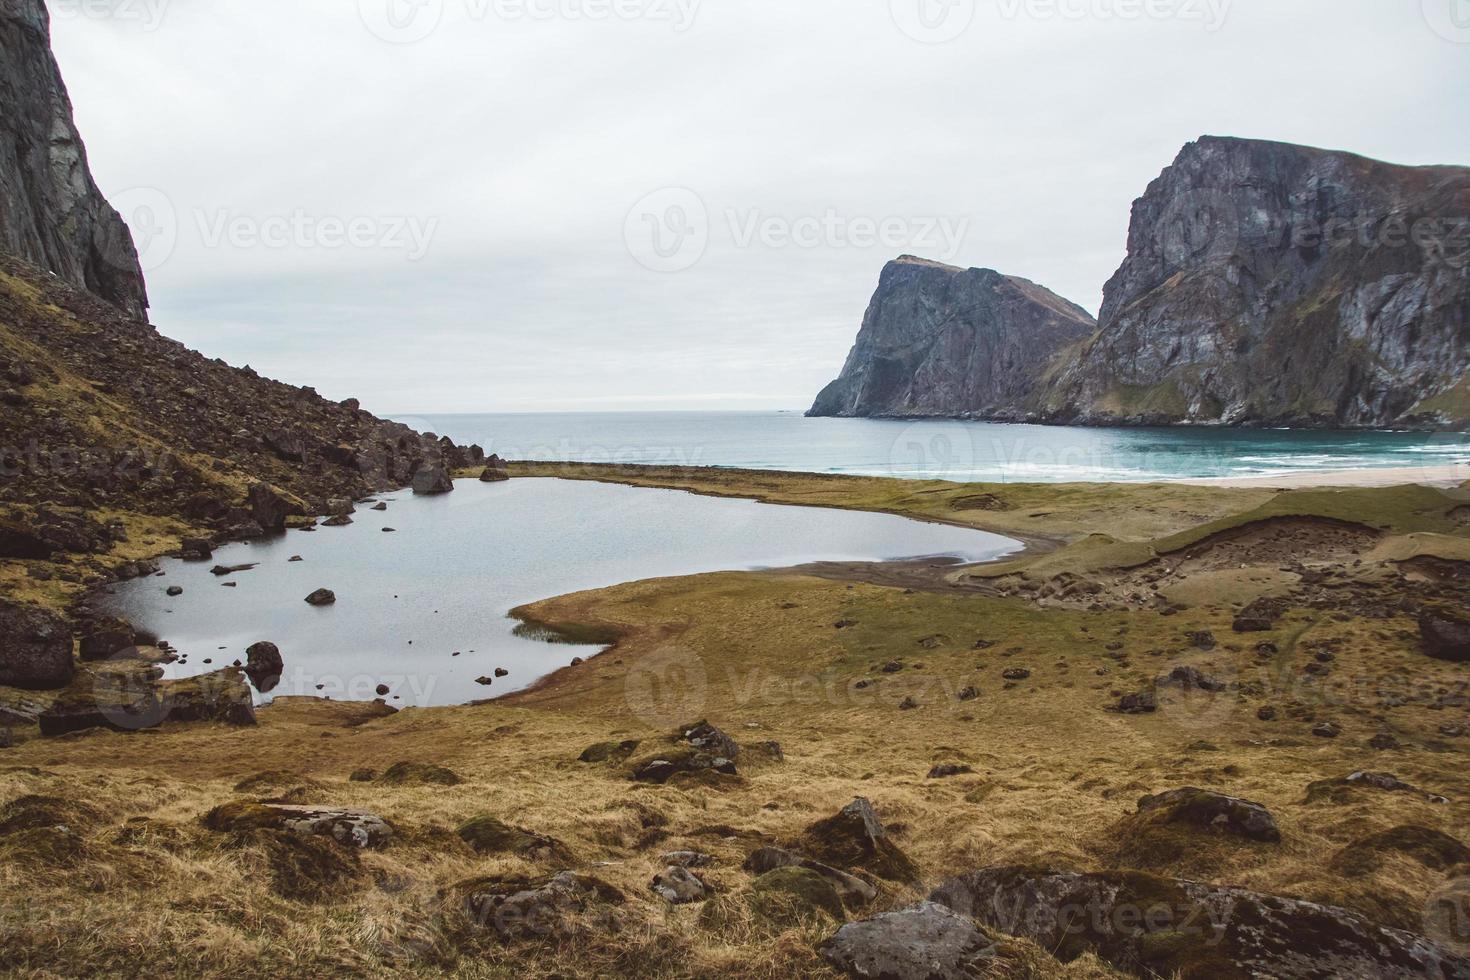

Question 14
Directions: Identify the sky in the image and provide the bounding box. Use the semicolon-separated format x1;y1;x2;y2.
48;0;1470;414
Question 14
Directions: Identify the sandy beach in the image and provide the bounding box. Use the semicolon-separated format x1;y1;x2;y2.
1181;463;1470;489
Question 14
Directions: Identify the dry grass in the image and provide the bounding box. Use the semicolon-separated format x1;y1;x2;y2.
2;470;1468;977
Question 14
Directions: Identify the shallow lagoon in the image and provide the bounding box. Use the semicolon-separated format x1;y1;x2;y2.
102;479;1020;707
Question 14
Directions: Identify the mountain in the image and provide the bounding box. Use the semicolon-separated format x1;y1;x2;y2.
1044;136;1470;428
811;138;1470;430
0;0;148;318
807;256;1097;418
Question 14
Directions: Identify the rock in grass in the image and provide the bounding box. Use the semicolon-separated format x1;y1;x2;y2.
1133;787;1281;842
459;871;624;941
929;866;1470;979
203;801;392;849
38;680;162;736
651;865;708;905
1330;825;1470;876
305;588;336;606
378;761;462;786
77;618;135;662
743;846;877;907
750;866;844;924
457;815;563;858
679;720;739;758
818;901;993;979
803;798;920;885
927;764;975;780
1306;771;1449;805
158;668;256;726
1420;605;1470;662
578;739;641;764
629;747;737;784
0;599;74;690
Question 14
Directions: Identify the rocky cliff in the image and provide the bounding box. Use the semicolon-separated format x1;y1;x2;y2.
1043;137;1470;429
813;139;1470;430
807;256;1097;418
0;0;148;318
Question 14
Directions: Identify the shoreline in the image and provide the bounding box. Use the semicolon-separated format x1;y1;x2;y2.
1178;463;1468;489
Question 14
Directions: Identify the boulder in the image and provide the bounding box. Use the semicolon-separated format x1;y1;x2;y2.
304;589;337;607
1155;665;1227;693
77;619;135;662
460;871;624;941
749;866;844;924
166;586;183;597
803;798;921;884
379;761;461;786
578;739;641;763
629;747;737;784
210;563;256;577
180;537;213;560
1420;606;1470;662
927;764;975;780
38;679;162;736
457;816;563;858
241;641;284;693
651;866;708;905
743;846;877;907
325;498;355;517
480;455;510;482
930;866;1470;979
1129;787;1280;842
1110;691;1158;714
264;429;307;463
158;668;256;726
411;462;454;495
248;483;297;532
679;720;740;759
321;515;353;527
1306;771;1450;805
203;801;392;849
1330;826;1470;876
818;901;994;979
0;600;74;690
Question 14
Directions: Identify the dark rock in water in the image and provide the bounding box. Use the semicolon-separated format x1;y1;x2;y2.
77;618;134;662
248;483;297;532
324;497;355;517
494;667;509;678
579;740;641;764
803;797;920;884
930;865;1470;979
321;515;353;527
411;462;454;495
375;683;391;696
458;815;563;858
927;764;975;780
651;865;707;905
379;761;461;786
243;641;284;693
371;502;388;511
1130;787;1281;843
166;586;183;597
475;677;493;687
210;563;256;577
304;588;336;607
158;668;256;726
743;846;878;907
1420;606;1470;662
203;801;392;849
480;455;511;482
0;599;74;689
181;538;213;560
0;0;149;318
818;901;994;979
808;256;1096;419
459;871;624;941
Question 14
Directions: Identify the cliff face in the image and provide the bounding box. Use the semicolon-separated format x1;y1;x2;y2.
0;0;148;319
808;256;1097;418
1044;137;1470;429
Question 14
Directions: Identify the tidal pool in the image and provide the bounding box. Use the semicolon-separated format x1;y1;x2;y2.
102;478;1021;707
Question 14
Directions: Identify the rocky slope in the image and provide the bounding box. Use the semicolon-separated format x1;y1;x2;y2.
0;0;148;319
807;256;1097;418
813;139;1470;429
1044;136;1470;429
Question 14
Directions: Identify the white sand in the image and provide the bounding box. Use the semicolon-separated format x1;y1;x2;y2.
1180;464;1470;489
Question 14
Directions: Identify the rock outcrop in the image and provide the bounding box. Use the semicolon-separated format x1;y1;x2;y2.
808;256;1096;418
811;138;1470;430
0;0;148;318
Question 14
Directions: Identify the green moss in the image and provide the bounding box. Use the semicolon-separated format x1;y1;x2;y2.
378;761;462;787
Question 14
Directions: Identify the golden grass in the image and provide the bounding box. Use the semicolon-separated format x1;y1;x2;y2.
1;469;1468;976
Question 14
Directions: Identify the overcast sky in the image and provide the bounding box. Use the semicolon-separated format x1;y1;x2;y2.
49;0;1470;413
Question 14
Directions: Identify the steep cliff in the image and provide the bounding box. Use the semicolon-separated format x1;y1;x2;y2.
1045;137;1470;429
0;0;148;318
808;256;1097;418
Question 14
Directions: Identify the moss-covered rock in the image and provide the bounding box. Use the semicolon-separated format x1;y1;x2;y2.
457;815;563;858
202;801;392;849
378;761;462;786
802;797;920;885
578;739;641;764
750;867;845;925
1330;825;1470;875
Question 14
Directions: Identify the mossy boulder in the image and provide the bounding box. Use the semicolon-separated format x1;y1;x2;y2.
802;797;920;885
818;901;993;979
0;599;74;690
930;866;1470;979
378;761;462;786
1330;825;1470;876
159;668;256;726
743;846;877;907
627;746;736;785
457;815;563;858
750;867;845;925
202;801;392;849
578;739;641;764
456;871;624;941
1107;788;1280;874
